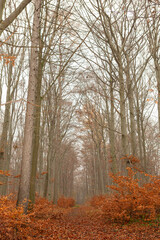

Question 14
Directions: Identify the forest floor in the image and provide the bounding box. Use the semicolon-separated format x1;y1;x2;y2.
1;197;160;240
25;205;160;240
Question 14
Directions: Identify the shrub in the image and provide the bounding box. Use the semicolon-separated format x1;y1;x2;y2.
101;168;160;223
0;195;31;239
90;195;107;209
0;196;74;239
57;196;75;208
32;197;55;218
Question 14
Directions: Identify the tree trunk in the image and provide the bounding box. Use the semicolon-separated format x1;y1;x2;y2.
155;62;160;161
141;117;147;171
105;79;117;173
17;0;41;213
29;44;43;205
44;117;56;200
125;60;137;156
0;0;6;22
0;63;12;195
135;83;143;161
0;0;31;36
119;64;128;156
37;116;45;197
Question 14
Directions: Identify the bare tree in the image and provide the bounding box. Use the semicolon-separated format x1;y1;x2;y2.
17;0;41;213
145;1;160;159
0;0;32;35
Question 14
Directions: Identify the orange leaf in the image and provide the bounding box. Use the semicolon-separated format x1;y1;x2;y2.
14;174;21;178
41;171;48;175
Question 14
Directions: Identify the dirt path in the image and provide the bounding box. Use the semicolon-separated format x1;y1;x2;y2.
34;207;160;240
29;206;160;240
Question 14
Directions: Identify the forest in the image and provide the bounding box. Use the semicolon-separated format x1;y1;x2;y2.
0;0;160;239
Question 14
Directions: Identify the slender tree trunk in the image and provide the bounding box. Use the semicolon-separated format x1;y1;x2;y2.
29;44;43;205
17;0;41;213
4;121;13;195
44;152;53;201
0;0;6;22
146;7;160;162
44;117;56;200
53;42;63;203
96;142;104;194
135;88;143;160
0;0;31;36
37;116;45;196
155;62;160;161
43;161;49;198
141;117;147;171
0;63;12;195
105;79;117;173
155;60;160;131
110;81;117;172
119;64;128;156
126;62;137;156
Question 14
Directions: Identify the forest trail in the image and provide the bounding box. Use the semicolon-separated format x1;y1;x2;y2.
29;206;160;240
1;197;160;240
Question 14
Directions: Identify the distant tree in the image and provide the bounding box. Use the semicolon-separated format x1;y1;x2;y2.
145;2;160;131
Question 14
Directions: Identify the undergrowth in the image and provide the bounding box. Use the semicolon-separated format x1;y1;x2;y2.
0;196;74;239
90;167;160;224
57;196;75;208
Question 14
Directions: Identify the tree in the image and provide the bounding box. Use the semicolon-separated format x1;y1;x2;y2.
0;0;32;35
29;0;61;206
0;6;28;194
29;0;81;204
145;1;160;160
17;0;41;213
76;0;153;168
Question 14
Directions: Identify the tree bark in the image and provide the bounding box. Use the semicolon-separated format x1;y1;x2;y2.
0;0;6;23
135;82;143;160
17;0;41;213
125;59;137;156
29;44;43;205
0;62;12;195
106;79;117;173
0;0;31;35
119;64;128;156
